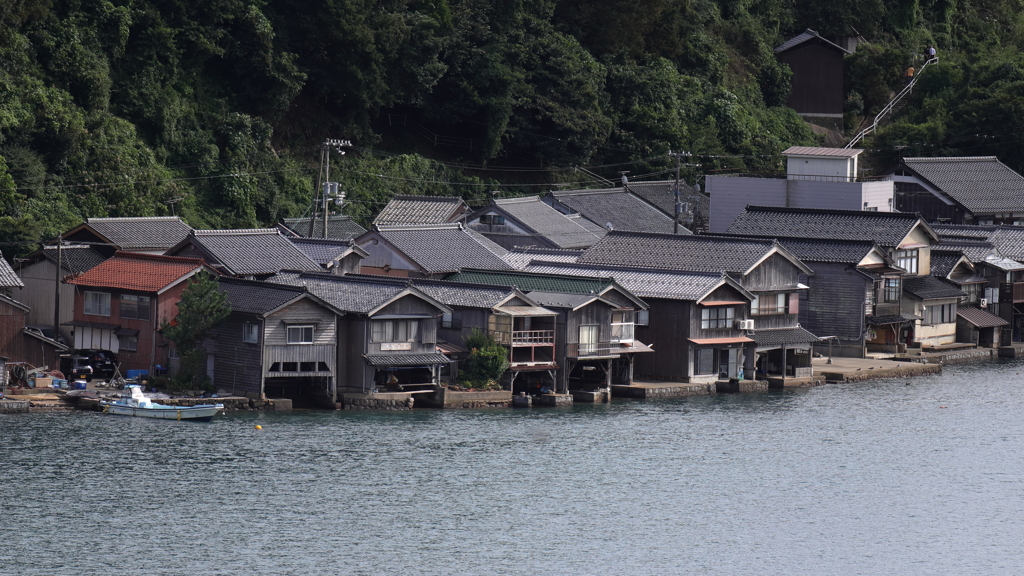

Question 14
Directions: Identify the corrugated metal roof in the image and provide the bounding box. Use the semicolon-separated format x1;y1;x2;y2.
783;146;863;157
751;326;820;346
957;307;1008;328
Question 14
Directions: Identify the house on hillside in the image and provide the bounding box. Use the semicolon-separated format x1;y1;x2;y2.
211;278;344;407
543;188;683;234
577;231;818;383
279;215;367;240
166;229;322;279
355;223;513;278
13;245;107;341
64;252;215;375
707;147;894;233
774;28;851;129
270;272;452;397
465;196;602;249
520;261;756;385
885;156;1024;225
373;195;469;227
444;269;650;396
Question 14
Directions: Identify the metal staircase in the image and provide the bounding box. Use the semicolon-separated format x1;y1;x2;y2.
845;57;938;149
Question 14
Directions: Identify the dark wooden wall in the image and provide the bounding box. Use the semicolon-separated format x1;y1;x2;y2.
800;263;869;342
208;313;264;397
780;42;845;115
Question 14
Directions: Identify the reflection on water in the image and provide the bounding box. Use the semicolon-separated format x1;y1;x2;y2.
4;359;1024;575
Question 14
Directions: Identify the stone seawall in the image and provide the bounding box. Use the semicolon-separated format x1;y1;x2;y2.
820;362;940;383
0;399;31;413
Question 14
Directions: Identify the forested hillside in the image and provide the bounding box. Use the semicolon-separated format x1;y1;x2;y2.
1;0;1023;257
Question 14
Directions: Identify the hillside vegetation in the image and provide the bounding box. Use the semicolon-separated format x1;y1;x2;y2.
1;0;1022;256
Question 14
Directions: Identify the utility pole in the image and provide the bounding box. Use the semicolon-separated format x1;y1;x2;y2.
668;150;700;234
53;236;61;344
312;139;352;238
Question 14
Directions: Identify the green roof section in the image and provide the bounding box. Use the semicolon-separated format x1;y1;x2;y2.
445;269;614;295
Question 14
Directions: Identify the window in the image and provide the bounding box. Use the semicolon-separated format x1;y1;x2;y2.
480;214;506;225
442;311;463;329
242;323;259;343
610;310;635;342
287;325;314;344
636;310;649;326
751;294;788;315
884;278;901;303
371;319;419;342
962;283;982;305
84;291;111;316
701;306;734;329
579;325;598;355
695;349;715;375
865;283;876;315
119;295;151;320
120;335;138;352
923;303;957;325
895;249;919;275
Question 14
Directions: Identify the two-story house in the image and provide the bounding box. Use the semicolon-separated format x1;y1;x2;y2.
444;269;649;397
577;232;818;384
64;252;214;375
270;271;453;398
212;277;344;407
728;206;947;352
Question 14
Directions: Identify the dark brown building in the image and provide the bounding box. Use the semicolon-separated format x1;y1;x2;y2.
775;29;851;126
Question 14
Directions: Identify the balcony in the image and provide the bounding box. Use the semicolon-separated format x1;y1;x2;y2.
566;342;621;359
511;330;555;345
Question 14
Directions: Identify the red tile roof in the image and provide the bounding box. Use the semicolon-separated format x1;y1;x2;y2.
66;251;208;292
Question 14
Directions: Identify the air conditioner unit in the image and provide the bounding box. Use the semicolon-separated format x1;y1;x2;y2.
980;298;988;308
735;319;755;330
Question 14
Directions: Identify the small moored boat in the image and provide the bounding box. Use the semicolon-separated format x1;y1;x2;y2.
101;385;223;422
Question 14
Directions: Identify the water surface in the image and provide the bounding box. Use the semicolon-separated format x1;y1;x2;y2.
3;360;1024;575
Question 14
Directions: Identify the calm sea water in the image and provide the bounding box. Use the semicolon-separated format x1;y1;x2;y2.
3;359;1024;575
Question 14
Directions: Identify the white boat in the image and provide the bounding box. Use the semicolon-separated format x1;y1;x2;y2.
100;385;224;422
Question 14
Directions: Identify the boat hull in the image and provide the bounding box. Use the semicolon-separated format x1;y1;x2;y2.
102;403;224;422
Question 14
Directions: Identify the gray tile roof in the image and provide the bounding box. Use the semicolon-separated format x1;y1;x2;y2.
282;215;367;240
932;223;995;240
727;206;928;248
483;196;601;249
935;241;995;263
578;231;782;274
903;276;966;300
85;217;192;250
751;326;820;346
987;227;1024;261
524;291;601;309
373;195;467;226
929;250;969;278
902;157;1024;214
218;277;307;315
774;28;850;54
771;237;879;264
503;247;582;270
445;269;614;295
42;245;108;274
0;253;24;287
373;224;513;274
409;279;520;309
288;238;363;266
867;313;919;325
626;180;710;225
271;271;415;314
522;261;735;301
545;188;682;234
184;229;322;276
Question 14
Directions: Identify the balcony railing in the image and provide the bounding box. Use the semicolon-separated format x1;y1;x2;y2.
566;342;620;358
490;329;555;346
511;330;555;345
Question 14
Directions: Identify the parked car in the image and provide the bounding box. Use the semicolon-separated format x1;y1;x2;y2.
59;354;94;381
71;349;119;379
25;325;66;345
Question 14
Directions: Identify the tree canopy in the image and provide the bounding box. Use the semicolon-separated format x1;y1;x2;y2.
1;0;1023;257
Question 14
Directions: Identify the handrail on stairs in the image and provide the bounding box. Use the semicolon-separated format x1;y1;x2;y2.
845;57;938;149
